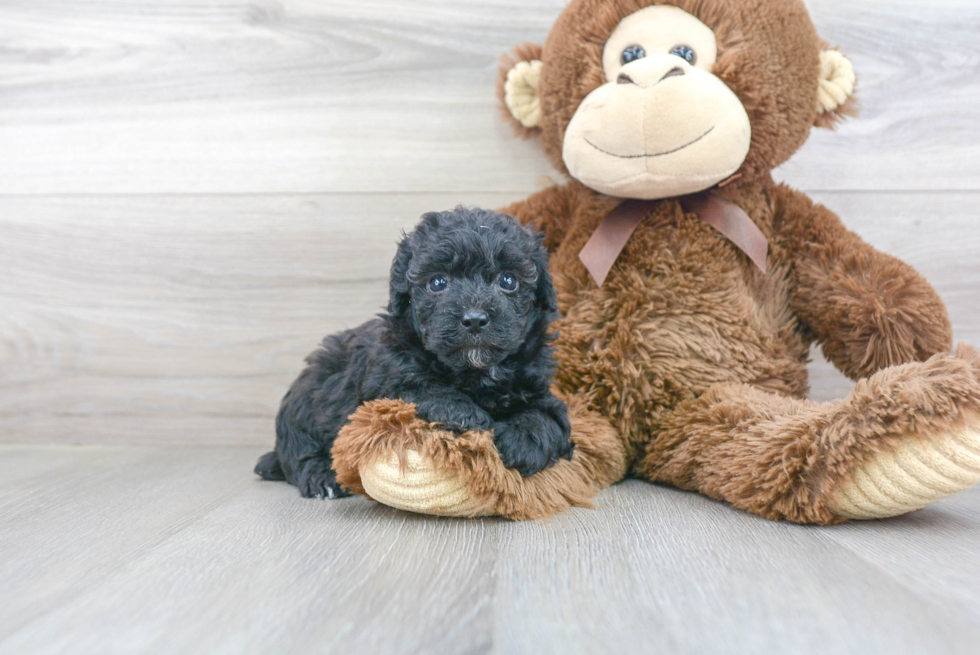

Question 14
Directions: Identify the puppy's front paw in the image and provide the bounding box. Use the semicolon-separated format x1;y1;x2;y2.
297;456;350;500
415;400;494;433
494;410;573;477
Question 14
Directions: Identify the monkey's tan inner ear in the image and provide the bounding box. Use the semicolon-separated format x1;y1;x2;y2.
505;60;544;128
817;50;856;114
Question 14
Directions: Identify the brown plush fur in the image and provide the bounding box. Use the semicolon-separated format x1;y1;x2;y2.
333;395;628;520
332;0;979;523
643;345;980;523
534;0;824;182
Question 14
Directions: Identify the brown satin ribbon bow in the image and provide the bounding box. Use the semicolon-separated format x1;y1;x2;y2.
578;192;768;286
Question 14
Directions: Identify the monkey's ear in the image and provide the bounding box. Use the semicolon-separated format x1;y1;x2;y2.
497;43;545;138
815;47;858;129
387;235;414;318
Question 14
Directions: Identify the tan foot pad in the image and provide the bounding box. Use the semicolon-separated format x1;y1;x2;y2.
360;449;488;517
829;421;980;520
332;398;628;520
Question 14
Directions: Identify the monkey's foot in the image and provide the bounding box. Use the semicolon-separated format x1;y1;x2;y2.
331;398;627;520
829;344;980;520
828;418;980;519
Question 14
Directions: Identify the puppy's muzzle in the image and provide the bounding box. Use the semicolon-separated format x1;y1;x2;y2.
461;310;490;334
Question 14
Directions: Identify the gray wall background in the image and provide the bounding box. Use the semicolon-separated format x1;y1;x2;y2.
1;0;978;446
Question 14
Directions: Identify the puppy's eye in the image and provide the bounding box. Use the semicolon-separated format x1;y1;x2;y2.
498;274;518;292
622;44;646;65
427;276;449;293
669;44;696;65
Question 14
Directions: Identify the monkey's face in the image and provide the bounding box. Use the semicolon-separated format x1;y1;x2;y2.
562;5;751;199
499;0;857;200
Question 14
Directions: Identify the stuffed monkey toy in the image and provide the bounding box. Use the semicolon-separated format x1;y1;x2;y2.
332;0;980;524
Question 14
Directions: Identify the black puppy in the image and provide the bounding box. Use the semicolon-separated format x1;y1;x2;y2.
255;207;573;499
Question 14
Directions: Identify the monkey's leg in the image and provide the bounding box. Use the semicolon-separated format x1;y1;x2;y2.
332;395;628;520
637;346;980;524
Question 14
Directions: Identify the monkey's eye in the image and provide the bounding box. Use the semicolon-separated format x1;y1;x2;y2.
427;276;449;293
669;44;697;65
498;274;519;292
621;44;646;65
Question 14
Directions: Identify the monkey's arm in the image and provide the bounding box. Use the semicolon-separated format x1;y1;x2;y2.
498;182;581;250
770;183;952;380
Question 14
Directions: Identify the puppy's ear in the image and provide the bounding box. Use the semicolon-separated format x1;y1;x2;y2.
388;233;414;318
531;235;558;314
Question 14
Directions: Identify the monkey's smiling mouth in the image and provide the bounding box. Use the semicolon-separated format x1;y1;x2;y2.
585;126;715;159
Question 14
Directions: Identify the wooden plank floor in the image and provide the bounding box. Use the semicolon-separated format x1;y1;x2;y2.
1;1;979;653
1;444;979;655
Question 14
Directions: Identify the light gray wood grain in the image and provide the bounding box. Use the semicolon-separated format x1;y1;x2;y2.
0;192;512;445
0;445;978;655
494;481;980;655
0;445;497;655
1;192;976;444
820;481;980;631
0;0;978;194
0;445;258;638
1;2;978;654
778;0;980;192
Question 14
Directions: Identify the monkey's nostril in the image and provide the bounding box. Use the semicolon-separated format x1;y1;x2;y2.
660;66;686;82
461;310;490;333
616;72;634;85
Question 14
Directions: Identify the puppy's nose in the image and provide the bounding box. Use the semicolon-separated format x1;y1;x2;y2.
461;310;490;334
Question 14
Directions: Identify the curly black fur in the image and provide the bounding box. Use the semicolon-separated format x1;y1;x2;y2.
255;207;573;499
